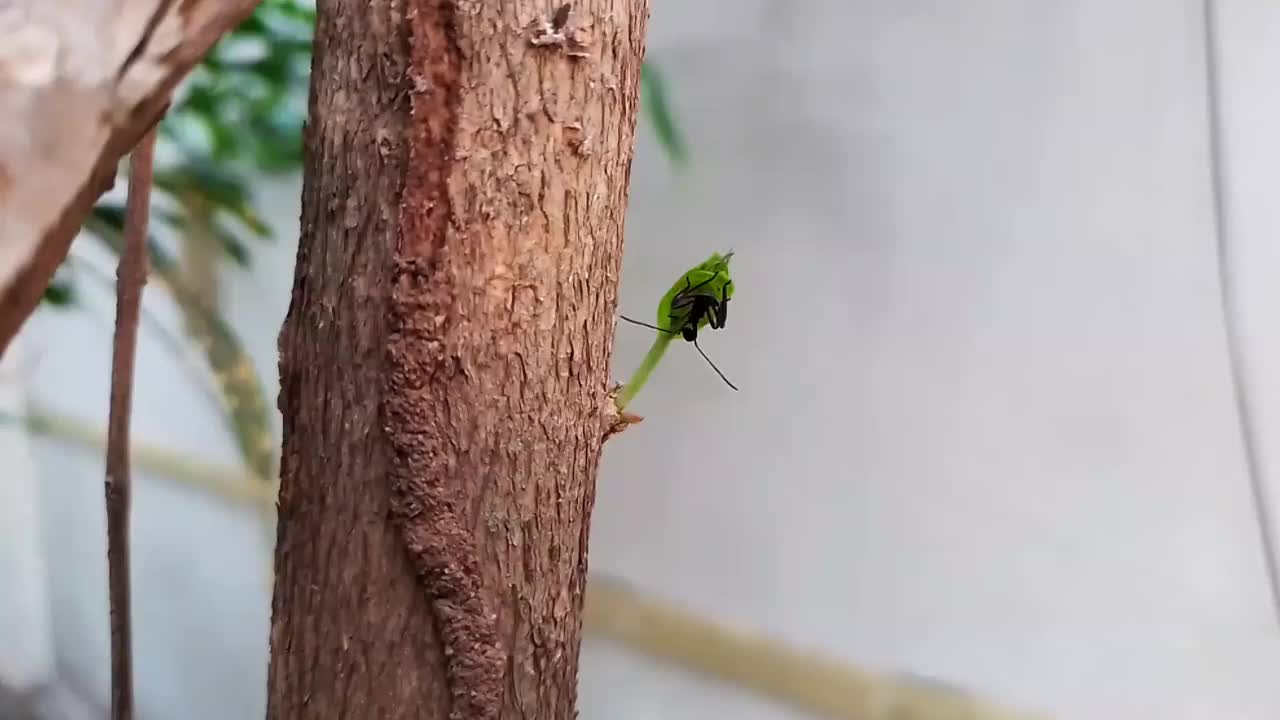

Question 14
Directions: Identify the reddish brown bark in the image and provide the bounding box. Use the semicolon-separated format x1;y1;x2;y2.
266;1;649;718
105;128;158;720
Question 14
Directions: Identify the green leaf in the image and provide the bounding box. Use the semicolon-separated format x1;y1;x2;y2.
42;279;76;307
163;0;314;175
155;207;255;267
641;62;689;166
55;0;316;478
153;160;273;238
209;216;253;267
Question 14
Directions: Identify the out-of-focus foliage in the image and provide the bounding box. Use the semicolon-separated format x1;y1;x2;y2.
162;0;314;173
641;63;688;166
54;0;316;304
86;202;279;484
55;0;319;484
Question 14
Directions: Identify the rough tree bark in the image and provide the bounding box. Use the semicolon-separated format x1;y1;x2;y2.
267;1;649;718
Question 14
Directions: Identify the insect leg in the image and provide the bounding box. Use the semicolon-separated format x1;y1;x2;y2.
708;299;727;329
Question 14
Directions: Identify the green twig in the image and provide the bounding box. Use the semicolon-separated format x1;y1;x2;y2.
615;333;672;411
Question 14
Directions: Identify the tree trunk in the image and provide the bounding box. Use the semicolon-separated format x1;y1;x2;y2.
266;1;649;718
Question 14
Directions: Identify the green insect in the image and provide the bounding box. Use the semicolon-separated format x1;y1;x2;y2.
614;251;738;411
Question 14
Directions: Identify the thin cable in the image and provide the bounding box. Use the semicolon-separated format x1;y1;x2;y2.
1201;0;1280;623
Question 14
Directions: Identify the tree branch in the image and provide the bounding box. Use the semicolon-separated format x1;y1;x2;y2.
0;0;263;355
104;127;157;720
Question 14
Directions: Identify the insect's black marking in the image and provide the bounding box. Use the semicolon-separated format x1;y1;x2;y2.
680;296;716;341
672;273;717;304
670;275;732;341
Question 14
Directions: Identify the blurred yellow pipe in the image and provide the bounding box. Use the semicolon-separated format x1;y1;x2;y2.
21;407;1046;720
584;577;1045;720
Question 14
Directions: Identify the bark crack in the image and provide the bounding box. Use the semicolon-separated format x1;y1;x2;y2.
384;2;505;719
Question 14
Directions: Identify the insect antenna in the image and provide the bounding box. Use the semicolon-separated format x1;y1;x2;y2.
618;315;677;334
692;337;739;391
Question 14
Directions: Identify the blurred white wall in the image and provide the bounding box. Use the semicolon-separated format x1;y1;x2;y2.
0;339;56;692
6;1;1280;719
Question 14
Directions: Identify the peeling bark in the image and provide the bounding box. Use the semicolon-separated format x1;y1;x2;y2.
267;0;649;718
0;0;261;354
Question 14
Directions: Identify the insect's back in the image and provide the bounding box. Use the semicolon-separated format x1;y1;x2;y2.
656;251;735;333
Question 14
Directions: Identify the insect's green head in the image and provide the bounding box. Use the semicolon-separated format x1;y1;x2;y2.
689;250;734;304
702;250;734;296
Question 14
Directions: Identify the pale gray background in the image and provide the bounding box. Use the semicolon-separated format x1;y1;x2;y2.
5;1;1280;718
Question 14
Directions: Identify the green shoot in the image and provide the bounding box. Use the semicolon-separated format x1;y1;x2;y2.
615;251;737;411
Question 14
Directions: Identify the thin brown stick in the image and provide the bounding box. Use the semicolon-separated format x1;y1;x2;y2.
105;128;158;720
